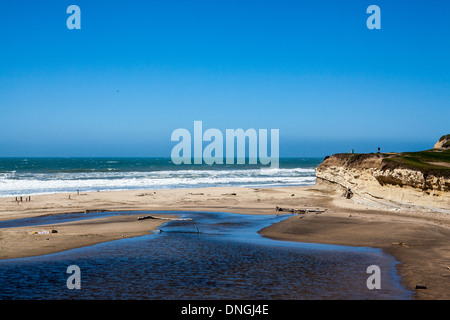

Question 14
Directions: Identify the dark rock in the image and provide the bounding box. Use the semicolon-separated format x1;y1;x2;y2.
415;284;427;289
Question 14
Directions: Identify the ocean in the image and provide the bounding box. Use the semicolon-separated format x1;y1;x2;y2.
0;157;321;197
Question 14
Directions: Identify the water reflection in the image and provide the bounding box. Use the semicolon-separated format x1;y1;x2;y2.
0;211;412;300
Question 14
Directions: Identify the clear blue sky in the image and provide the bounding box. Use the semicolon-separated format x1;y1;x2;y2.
0;0;449;157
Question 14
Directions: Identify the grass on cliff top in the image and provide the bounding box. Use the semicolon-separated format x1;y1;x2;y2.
332;149;450;177
383;149;450;177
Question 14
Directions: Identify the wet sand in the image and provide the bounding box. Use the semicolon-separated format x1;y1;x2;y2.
0;185;449;300
0;214;169;260
260;208;450;300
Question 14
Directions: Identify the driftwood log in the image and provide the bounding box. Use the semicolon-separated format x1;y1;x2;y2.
137;215;193;221
137;215;157;221
275;206;327;214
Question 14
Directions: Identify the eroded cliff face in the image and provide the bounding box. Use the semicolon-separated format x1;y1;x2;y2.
434;134;450;149
315;153;450;213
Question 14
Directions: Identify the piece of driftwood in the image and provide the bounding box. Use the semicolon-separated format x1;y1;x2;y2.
137;215;193;221
415;284;427;289
137;215;156;220
393;242;410;248
275;206;327;214
85;209;108;213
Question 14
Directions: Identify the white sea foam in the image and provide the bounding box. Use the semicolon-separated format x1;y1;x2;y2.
0;167;317;197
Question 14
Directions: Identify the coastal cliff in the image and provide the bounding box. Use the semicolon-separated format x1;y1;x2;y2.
315;135;450;213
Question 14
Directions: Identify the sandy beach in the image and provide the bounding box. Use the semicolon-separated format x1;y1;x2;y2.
1;185;449;300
